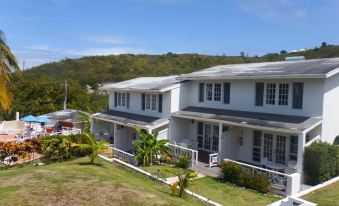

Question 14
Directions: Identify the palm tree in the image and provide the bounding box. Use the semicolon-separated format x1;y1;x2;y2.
0;30;20;112
171;169;196;197
72;132;109;163
133;127;169;166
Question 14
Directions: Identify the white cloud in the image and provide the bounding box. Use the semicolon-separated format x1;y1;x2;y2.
237;0;308;21
83;35;127;44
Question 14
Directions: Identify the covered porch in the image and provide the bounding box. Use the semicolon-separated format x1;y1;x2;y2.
169;106;322;195
90;110;169;164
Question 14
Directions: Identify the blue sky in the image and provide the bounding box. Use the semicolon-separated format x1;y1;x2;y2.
1;0;339;68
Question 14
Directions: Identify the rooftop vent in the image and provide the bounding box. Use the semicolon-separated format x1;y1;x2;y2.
285;56;305;62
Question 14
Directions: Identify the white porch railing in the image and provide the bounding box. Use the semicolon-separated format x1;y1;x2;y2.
168;143;198;167
110;146;138;166
223;159;300;196
209;153;219;168
61;128;82;135
305;135;321;147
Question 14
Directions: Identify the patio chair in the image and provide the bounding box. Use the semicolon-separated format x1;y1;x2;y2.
261;157;269;168
285;160;297;174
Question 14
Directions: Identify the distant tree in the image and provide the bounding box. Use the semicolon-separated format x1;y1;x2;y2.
321;42;328;48
280;50;287;54
240;52;245;57
0;30;20;112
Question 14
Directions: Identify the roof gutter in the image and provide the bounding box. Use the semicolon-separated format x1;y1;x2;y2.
177;74;327;81
172;113;301;134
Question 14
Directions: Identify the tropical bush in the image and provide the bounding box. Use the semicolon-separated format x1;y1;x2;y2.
304;142;339;185
221;161;271;194
133;127;169;166
71;132;109;163
174;156;191;169
39;135;73;161
0;141;40;168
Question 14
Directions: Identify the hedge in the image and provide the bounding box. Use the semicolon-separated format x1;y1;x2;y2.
303;142;339;185
221;161;270;194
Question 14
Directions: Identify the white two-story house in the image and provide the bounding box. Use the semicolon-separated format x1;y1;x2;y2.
169;58;339;195
90;76;182;153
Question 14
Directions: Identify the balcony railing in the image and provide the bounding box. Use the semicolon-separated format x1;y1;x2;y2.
109;146;138;166
223;159;300;196
168;143;198;167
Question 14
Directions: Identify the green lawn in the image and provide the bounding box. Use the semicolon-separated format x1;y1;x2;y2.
139;165;193;178
0;157;205;206
190;177;280;206
303;181;339;206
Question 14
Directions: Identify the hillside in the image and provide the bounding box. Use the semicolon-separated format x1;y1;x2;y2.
22;44;339;88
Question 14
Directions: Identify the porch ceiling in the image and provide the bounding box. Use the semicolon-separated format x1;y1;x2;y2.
91;110;169;129
172;106;322;133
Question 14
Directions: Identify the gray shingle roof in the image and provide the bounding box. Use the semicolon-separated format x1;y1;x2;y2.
172;106;322;133
178;58;339;80
91;110;169;128
102;76;180;92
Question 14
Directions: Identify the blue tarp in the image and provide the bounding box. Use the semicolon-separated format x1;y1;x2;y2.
35;116;52;123
21;115;37;122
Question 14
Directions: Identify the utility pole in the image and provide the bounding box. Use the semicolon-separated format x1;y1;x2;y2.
64;80;67;110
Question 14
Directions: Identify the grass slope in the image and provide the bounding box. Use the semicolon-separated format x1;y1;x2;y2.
303;181;339;206
190;177;280;206
0;158;205;206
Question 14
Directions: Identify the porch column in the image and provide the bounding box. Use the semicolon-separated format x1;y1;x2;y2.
296;131;306;174
113;123;117;147
218;122;223;156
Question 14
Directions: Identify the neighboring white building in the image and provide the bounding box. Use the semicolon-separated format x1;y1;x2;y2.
90;76;182;152
169;57;339;195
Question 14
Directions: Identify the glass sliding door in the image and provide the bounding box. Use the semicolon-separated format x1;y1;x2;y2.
276;135;286;164
263;133;273;161
212;125;219;151
204;124;211;150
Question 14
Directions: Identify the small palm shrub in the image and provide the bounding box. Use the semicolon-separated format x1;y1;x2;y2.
175;156;191;169
221;161;270;194
171;169;197;197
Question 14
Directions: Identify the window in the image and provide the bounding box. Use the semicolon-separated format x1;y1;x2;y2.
145;94;151;109
278;83;289;106
252;131;262;162
214;84;221;101
206;83;213;101
289;136;298;161
263;133;273;161
266;83;276;105
151;94;157;110
145;94;157;111
116;92;127;107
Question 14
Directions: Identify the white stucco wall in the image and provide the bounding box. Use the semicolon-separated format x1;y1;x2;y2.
108;91;170;118
322;73;339;144
185;79;324;117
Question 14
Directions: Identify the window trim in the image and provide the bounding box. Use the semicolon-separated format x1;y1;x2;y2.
202;82;225;103
145;93;157;111
264;82;292;107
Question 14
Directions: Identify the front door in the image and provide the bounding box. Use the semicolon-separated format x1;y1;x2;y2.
262;133;287;164
197;122;219;152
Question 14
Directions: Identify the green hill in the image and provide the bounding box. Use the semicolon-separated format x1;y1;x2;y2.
22;44;339;88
